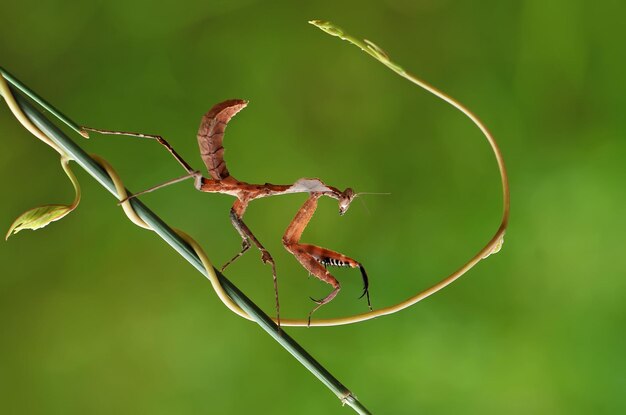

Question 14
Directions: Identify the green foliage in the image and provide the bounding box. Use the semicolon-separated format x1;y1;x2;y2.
6;204;74;239
5;157;80;239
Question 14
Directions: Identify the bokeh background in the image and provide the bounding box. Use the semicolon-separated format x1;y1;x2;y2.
1;1;624;414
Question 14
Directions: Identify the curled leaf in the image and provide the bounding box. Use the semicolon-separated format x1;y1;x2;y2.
308;20;345;38
5;156;80;240
6;204;74;239
310;20;406;74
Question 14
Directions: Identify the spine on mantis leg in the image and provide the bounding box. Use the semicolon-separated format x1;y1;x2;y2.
197;99;248;181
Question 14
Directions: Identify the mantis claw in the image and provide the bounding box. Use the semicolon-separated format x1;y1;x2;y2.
358;265;372;310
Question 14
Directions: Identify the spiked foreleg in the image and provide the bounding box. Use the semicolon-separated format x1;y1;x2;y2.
297;244;371;309
225;199;280;324
283;194;370;323
288;246;340;325
282;193;321;243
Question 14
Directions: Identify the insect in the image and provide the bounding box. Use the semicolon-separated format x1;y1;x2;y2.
82;99;372;325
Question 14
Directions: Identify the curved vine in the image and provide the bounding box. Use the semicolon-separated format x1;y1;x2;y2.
1;21;509;327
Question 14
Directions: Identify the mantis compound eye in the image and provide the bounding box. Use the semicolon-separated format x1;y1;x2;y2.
338;188;355;215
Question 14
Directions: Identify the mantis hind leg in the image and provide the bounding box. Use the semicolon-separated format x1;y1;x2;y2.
81;127;197;174
81;127;204;202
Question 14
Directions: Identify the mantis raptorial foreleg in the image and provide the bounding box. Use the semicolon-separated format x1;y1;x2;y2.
283;194;370;324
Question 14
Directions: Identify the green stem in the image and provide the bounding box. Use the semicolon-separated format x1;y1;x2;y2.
4;76;371;414
0;66;86;137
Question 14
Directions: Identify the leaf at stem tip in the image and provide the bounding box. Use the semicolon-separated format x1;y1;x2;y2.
5;156;81;240
308;20;345;38
5;204;75;240
310;19;406;74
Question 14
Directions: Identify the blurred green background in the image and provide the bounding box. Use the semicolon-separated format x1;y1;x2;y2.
1;1;624;414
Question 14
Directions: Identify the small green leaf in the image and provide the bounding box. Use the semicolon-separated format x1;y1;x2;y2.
308;20;345;38
5;204;74;239
5;156;81;240
310;20;406;75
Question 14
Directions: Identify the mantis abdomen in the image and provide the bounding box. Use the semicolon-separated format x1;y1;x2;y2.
197;99;248;181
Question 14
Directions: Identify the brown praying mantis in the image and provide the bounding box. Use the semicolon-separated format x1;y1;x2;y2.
82;99;372;325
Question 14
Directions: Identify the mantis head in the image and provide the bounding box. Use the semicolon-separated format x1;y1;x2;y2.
339;189;391;215
338;188;356;215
